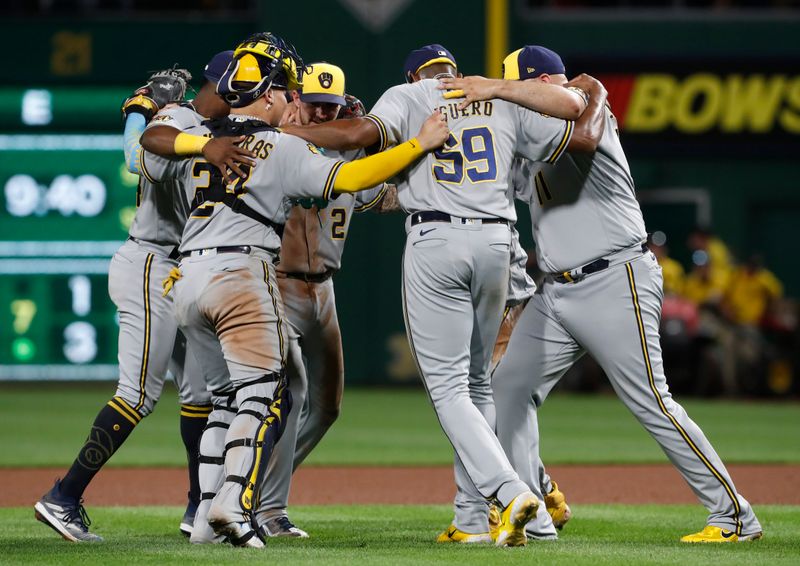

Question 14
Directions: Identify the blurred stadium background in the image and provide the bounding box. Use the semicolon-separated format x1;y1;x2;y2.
1;0;799;400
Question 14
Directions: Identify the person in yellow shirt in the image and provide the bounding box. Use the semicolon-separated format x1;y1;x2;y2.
724;255;784;326
683;251;730;306
687;227;734;283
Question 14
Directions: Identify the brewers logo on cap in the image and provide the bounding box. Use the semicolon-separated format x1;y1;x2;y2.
318;72;334;89
300;63;346;105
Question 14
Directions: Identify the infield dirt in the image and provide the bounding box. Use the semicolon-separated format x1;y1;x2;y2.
2;464;797;507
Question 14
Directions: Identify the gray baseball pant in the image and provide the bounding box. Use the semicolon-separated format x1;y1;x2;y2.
402;217;531;533
173;248;289;525
493;248;762;536
256;276;344;517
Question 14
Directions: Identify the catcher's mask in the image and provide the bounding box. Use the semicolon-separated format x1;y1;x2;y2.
217;32;305;108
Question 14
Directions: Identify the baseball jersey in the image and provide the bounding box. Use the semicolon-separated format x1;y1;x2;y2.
365;79;573;222
128;104;203;245
278;156;386;275
140;115;346;253
513;106;647;273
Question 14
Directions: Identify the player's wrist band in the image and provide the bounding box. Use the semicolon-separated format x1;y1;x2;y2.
174;133;210;155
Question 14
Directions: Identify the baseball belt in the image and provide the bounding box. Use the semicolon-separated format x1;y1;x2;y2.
553;243;649;284
278;269;335;283
181;245;267;258
410;210;509;227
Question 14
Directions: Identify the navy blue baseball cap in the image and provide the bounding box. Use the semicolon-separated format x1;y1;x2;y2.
502;45;565;80
203;50;235;83
403;44;457;83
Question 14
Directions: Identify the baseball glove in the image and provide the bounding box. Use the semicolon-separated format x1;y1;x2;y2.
339;94;366;120
121;66;193;122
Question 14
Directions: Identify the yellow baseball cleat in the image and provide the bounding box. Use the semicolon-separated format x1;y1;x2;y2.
544;481;572;530
494;491;539;547
436;524;492;544
680;525;763;543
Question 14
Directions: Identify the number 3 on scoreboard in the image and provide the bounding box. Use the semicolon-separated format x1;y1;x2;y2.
432;126;497;184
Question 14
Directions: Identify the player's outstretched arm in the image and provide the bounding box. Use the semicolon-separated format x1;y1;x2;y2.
331;111;448;194
123;114;146;174
439;75;586;119
141;128;256;184
282;117;381;151
565;74;607;153
121;67;192;174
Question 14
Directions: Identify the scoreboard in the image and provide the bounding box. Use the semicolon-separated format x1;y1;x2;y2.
0;88;137;379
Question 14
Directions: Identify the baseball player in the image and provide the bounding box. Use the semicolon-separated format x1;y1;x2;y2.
402;48;576;543
253;64;391;538
282;43;590;547
33;53;245;542
140;32;448;547
448;45;763;543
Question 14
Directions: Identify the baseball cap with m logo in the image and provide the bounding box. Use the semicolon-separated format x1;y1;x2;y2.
300;62;346;106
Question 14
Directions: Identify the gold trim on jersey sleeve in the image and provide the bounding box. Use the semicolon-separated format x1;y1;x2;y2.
546;120;574;164
364;114;388;151
139;153;158;184
322;161;346;201
353;183;388;213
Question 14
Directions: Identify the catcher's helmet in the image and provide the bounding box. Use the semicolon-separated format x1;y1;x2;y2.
217;32;305;108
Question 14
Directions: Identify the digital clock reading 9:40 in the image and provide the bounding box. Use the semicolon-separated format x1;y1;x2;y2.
4;174;107;218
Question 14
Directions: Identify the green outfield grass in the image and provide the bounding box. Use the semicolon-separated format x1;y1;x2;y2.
1;504;798;565
0;384;798;467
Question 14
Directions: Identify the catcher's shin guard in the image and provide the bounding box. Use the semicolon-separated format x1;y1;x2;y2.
207;374;290;541
190;395;236;544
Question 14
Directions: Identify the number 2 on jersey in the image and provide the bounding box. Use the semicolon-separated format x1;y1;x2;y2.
330;207;346;240
190;160;252;219
432;126;497;184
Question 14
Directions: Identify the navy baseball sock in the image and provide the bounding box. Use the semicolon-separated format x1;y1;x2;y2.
59;401;138;500
180;409;210;505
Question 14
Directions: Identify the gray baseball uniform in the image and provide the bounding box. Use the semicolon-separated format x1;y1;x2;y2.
257;178;387;523
366;78;573;532
111;104;210;420
493;106;761;537
142;115;399;542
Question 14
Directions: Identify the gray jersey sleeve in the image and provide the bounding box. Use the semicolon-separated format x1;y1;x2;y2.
145;105;201;132
515;107;574;165
353;183;388;213
272;134;345;201
365;85;411;150
140;151;190;185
